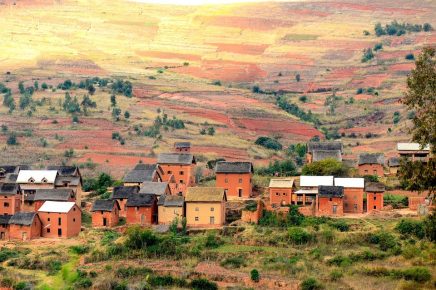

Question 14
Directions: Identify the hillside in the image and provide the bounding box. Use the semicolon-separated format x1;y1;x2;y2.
0;0;435;177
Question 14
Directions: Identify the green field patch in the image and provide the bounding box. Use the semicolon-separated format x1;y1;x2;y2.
282;34;319;41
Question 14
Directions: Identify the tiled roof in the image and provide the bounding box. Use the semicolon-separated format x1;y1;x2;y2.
124;169;156;183
174;142;191;148
185;187;226;202
307;141;343;153
9;212;37;226
133;163;157;171
318;185;344;197
365;182;385;192
139;182;168;195
46;166;79;176
55;176;81;186
158;195;184;207
0;214;12;225
111;186;139;199
34;189;73;201
91;199;119;212
215;161;253;174
312;150;342;162
269;178;294;188
126;193;156;207
358;153;384;165
157;153;195;165
388;157;400;167
0;165;18;174
0;183;19;196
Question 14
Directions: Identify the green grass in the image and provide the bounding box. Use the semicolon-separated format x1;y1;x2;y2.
282;34;319;41
209;244;280;254
37;254;80;290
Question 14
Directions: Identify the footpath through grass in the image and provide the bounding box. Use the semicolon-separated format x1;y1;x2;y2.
37;254;79;290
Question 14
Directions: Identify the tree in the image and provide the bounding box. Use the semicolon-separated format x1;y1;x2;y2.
19;93;32;110
302;158;349;176
207;127;215;136
124;111;130;119
87;84;96;95
400;47;435;194
6;133;17;145
110;95;117;107
18;81;25;94
81;95;96;114
250;269;260;282
295;74;301;82
41;82;48;90
112;107;121;121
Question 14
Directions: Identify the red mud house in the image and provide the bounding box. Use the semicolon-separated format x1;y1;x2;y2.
157;195;185;225
48;165;83;206
111;186;139;218
0;183;21;215
33;189;76;210
215;161;253;199
296;176;334;206
387;157;400;176
38;201;82;238
123;163;163;186
91;199;120;227
0;214;11;240
126;194;158;225
185;187;226;228
174;142;191;153
334;178;364;214
8;212;42;241
397;143;430;162
317;185;344;216
365;182;385;212
358;153;385;177
306;141;343;164
16;170;58;211
269;178;295;206
158;153;196;195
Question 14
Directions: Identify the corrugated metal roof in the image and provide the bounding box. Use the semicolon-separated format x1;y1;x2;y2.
334;178;364;188
17;170;58;184
185;187;226;202
295;189;318;194
397;143;430;151
38;201;76;213
300;176;334;187
269;178;294;188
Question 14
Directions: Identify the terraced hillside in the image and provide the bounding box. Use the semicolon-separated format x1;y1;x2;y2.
0;0;434;177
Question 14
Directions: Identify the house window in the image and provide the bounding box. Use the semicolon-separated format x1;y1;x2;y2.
195;207;199;211
283;193;286;196
47;228;50;233
167;171;172;174
73;218;76;222
225;178;228;183
373;170;377;175
374;196;377;200
73;208;76;211
354;204;358;211
329;198;332;201
364;170;368;174
4;202;9;208
136;207;139;210
238;178;242;184
58;218;62;225
180;171;184;175
195;217;199;221
48;218;50;222
211;207;214;212
374;206;376;209
179;180;184;184
276;192;279;196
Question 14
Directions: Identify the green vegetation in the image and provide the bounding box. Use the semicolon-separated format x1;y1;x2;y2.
374;21;433;37
256;159;297;176
250;269;260;282
276;95;320;126
111;79;133;97
384;194;408;208
361;48;374;62
255;136;283;150
405;53;415;60
302;158;349;176
6;132;18;145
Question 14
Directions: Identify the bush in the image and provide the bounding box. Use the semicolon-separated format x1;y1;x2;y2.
395;219;425;239
423;212;436;241
399;267;431;282
329;269;343;281
368;232;397;251
301;277;323;290
250;269;260;282
374;43;383;51
329;220;349;232
255;136;282;150
14;282;31;290
299;95;308;102
74;277;92;288
256;159;297;176
405;53;415;60
361;48;374;62
327;255;352;267
191;278;218;290
70;245;90;255
288;227;313;245
125;227;158;250
276;95;320;125
221;256;246;269
6;133;17;145
302;158;349;176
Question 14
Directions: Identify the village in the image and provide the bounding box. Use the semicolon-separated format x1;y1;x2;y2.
0;141;431;241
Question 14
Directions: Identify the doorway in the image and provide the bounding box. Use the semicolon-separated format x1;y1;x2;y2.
238;188;243;197
103;218;107;227
22;232;27;241
210;216;215;225
332;205;337;214
58;228;62;237
1;232;5;240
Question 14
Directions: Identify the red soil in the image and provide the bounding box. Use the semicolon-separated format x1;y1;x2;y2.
196;15;294;31
327;67;359;79
235;118;320;138
326;2;423;15
389;63;414;72
350;73;389;88
77;153;155;166
207;43;268;55
354;94;373;100
193;146;249;160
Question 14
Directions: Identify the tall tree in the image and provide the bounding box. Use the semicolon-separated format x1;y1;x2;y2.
399;47;435;194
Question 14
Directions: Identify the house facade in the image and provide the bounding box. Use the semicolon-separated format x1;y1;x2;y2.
33;189;75;211
185;187;226;228
358;153;385;177
157;153;196;195
91;199;120;227
387;157;400;175
215;161;253;199
365;182;385;212
38;201;82;238
111;186;139;218
0;215;11;240
8;212;42;241
16;170;58;211
397;143;430;162
269;178;295;206
126;194;158;225
335;178;365;214
317;185;344;216
0;183;21;215
296;176;334;206
157;195;184;225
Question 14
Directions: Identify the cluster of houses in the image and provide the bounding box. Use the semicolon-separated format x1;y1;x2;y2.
0;141;431;241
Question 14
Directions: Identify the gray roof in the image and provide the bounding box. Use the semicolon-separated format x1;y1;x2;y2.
134;163;157;171
365;182;385;192
9;212;38;226
157;153;195;165
0;166;19;175
111;186;139;199
4;173;18;183
174;142;191;148
307;142;343;153
126;193;156;207
312;150;342;162
318;185;344;197
46;166;79;176
55;176;81;186
0;183;19;196
0;214;12;225
34;189;73;201
139;182;169;195
158;195;184;207
358;153;384;165
91;199;119;212
215;161;253;174
388;157;400;167
124;169;156;183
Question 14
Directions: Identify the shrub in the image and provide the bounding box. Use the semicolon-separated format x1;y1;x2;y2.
256;159;296;176
191;278;218;290
116;266;152;278
70;245;90;255
0;248;18;262
6;133;17;145
327;255;352;267
302;158;349;176
405;53;415;60
400;267;431;282
362;48;374;62
299;95;308;102
221;256;246;269
368;232;397;251
288;227;313;245
74;277;92;288
395;219;425;239
204;232;223;248
14;282;31;290
276;95;320;125
255;136;282;150
250;269;260;282
125;227;158;250
329;220;349;232
329;269;343;281
423;212;436;241
374;43;383;51
301;277;323;290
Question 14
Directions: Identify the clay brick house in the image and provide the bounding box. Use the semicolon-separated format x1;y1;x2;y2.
335;178;365;213
358;153;385;177
8;212;42;241
387;157;400;176
33;189;76;211
215;161;253;199
0;183;21;215
38;201;81;238
17;170;58;211
139;181;171;196
306;141;343;163
126;194;158;225
295;176;334;206
157;195;185;225
157;153;196;195
49;166;83;206
269;178;295;206
317;185;344;216
185;187;226;228
174;142;191;153
365;182;385;212
397;143;430;162
123;163;163;187
91;199;120;227
111;186;139;218
0;214;11;240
